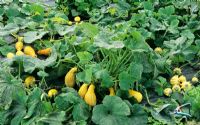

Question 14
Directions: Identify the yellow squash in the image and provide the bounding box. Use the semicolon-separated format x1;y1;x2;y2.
24;46;37;57
164;88;172;96
15;37;24;51
64;67;78;87
48;89;58;98
191;77;199;84
67;21;72;26
109;87;115;96
179;75;187;83
16;50;24;56
172;84;181;92
78;83;89;98
24;76;36;88
7;52;15;59
170;75;180;85
37;48;51;56
154;47;162;54
128;89;143;103
181;81;192;91
84;84;96;106
173;67;182;75
74;16;81;22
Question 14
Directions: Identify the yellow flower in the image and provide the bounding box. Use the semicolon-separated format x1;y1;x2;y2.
48;89;58;98
164;88;172;96
170;75;180;85
128;89;143;103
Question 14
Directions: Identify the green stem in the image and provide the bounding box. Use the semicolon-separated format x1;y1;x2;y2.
144;89;158;107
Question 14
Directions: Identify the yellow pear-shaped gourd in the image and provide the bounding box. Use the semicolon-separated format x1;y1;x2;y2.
24;76;36;88
7;52;15;59
179;75;187;83
15;37;23;51
16;50;24;56
84;84;96;106
64;67;78;87
164;88;172;96
128;89;143;103
170;75;180;85
37;48;51;56
109;87;115;96
48;89;58;98
24;46;37;57
78;83;89;98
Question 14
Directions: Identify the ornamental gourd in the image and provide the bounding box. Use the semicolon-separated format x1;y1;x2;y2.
37;48;51;56
24;46;37;57
181;81;192;91
109;87;115;96
16;50;24;56
24;76;36;88
7;52;15;59
128;89;143;103
78;83;89;98
164;88;172;96
179;75;187;83
170;75;180;85
15;37;23;51
172;84;181;92
84;84;96;106
65;67;78;87
48;89;58;98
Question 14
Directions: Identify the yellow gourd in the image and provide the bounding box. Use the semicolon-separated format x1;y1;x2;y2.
164;88;172;96
172;84;181;92
181;81;192;91
109;87;115;96
173;67;182;75
84;84;96;106
74;16;81;22
24;46;37;57
179;75;187;83
154;47;162;54
78;83;89;98
64;67;78;87
128;89;143;103
37;48;51;56
24;76;36;88
7;52;15;59
67;21;72;26
191;77;199;83
48;89;58;98
16;50;24;56
170;75;180;85
15;37;23;51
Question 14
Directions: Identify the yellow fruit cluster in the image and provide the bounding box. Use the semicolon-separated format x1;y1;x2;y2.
78;83;97;106
6;36;38;59
164;68;199;96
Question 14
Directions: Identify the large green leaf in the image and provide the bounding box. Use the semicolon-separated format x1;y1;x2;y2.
92;96;130;125
119;71;133;90
23;30;48;43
